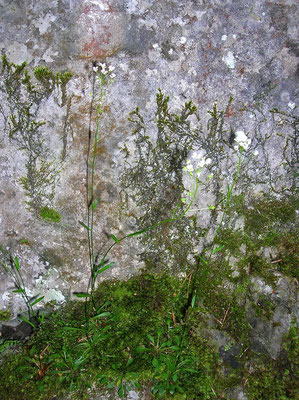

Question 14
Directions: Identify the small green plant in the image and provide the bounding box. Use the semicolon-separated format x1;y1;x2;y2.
39;206;61;223
0;309;11;321
136;325;198;398
0;246;44;324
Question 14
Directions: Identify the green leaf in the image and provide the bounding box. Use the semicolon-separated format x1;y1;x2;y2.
191;295;197;308
152;357;159;368
212;244;224;253
128;229;147;237
96;262;115;276
118;384;124;398
199;256;208;265
168;345;180;351
19;315;35;328
79;221;90;231
92;199;98;210
30;296;44;306
14;256;20;271
173;373;178;382
110;234;119;243
13;288;25;294
147;334;155;343
39;311;45;324
135;346;149;352
75;293;90;298
126;357;134;367
91;311;111;319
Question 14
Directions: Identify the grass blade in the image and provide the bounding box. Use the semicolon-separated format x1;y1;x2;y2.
14;256;20;271
110;234;119;243
92;199;98;210
19;315;35;329
30;296;44;306
79;221;90;231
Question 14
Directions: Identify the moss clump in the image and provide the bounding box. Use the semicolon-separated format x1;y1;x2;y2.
39;206;61;223
245;320;299;400
20;238;31;246
0;309;11;321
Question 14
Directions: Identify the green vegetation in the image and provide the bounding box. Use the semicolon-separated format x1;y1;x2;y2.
39;206;62;223
0;309;11;321
0;63;297;400
0;54;72;215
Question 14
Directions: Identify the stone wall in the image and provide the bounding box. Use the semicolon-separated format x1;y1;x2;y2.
0;1;298;399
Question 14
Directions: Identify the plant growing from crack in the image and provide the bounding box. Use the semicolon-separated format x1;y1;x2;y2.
0;246;44;328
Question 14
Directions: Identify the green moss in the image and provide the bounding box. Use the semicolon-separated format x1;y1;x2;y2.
0;309;11;321
217;194;299;282
20;238;31;246
39;206;61;223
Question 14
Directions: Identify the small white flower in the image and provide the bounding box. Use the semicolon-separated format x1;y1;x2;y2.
198;157;210;168
99;63;107;74
254;150;259;156
186;164;193;172
93;66;98;72
108;65;115;72
110;73;116;79
235;130;251;151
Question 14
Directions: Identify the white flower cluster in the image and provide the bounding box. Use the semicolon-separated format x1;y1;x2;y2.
234;130;251;151
183;157;212;176
93;63;116;79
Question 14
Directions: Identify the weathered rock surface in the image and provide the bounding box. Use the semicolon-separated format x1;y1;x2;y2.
0;0;298;399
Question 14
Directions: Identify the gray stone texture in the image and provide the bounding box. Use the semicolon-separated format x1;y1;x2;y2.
0;0;298;398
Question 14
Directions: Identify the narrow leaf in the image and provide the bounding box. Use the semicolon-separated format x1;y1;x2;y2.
126;357;134;367
96;262;114;276
13;288;24;293
135;346;150;352
118;385;124;398
191;294;197;308
79;221;90;231
14;256;20;271
212;244;224;254
92;199;98;210
152;357;159;368
90;312;111;320
75;293;90;298
110;234;119;243
30;296;44;306
146;334;155;343
128;229;147;237
199;256;208;265
19;315;35;328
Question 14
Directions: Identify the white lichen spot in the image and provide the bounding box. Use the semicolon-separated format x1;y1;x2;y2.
43;289;65;304
288;101;296;110
221;34;227;41
2;292;11;303
179;36;187;45
222;51;236;69
33;13;56;35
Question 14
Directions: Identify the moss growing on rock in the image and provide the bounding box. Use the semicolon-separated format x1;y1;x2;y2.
39;206;61;223
0;309;11;321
